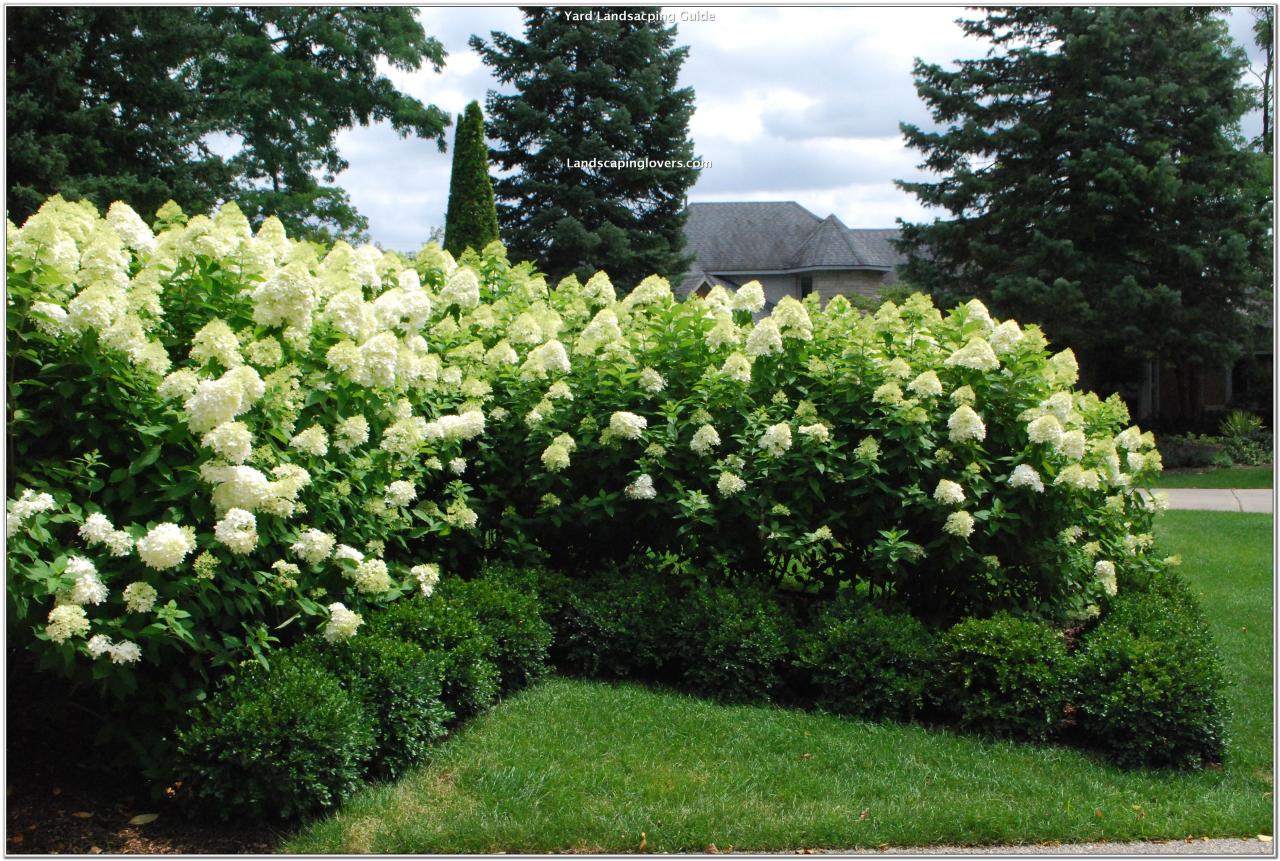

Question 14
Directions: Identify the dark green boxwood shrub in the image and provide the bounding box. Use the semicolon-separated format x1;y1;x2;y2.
672;583;790;702
548;566;676;679
438;575;553;693
175;653;375;820
294;634;451;780
937;614;1067;741
799;596;936;720
365;595;499;720
1071;591;1227;768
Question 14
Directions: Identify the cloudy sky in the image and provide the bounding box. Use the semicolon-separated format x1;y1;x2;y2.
334;6;1268;251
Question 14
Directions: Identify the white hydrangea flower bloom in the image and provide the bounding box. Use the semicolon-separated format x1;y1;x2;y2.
947;405;987;443
745;318;784;357
1055;430;1086;461
104;529;134;557
385;480;417;507
291;528;336;564
334;544;365;564
440;266;481;309
8;488;57;536
334;415;370;453
730;281;767;313
690;424;721;456
123;582;158;613
625;474;657;500
798;423;830;443
1027;414;1064;446
30;301;69;336
943;510;976;539
46;604;90;643
1115;426;1143;451
214;508;258;555
705;313;741;351
1094;560;1118;596
1047;349;1079;385
639;368;666;394
79;512;115;546
988;319;1023;354
449;457;467;475
353;559;392;594
610;411;647;440
412;563;441;597
1008;464;1045;492
720;352;752;383
1055;465;1101;491
541;442;571;472
202;421;253;465
771;296;813;340
907;370;943;398
189;319;243;368
68;563;109;607
289;425;329;457
933;479;966;506
963;298;994;332
136;523;194;570
108;640;143;664
759;423;793;457
158;369;200;401
324;602;363;642
873;382;903;405
945;337;1000;372
88;633;114;657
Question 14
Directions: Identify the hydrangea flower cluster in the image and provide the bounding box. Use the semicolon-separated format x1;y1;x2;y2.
7;194;1171;701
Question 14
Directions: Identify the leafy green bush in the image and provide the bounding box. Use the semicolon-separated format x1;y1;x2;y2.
672;583;791;702
799;596;936;720
438;574;552;693
364;596;499;720
936;614;1068;741
1071;591;1227;768
293;634;451;780
6;193;1171;761
175;653;375;820
547;565;676;679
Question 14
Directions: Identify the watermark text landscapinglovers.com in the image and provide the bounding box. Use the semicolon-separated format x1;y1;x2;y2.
564;157;712;171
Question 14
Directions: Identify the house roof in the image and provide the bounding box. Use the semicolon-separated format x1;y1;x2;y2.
679;201;907;292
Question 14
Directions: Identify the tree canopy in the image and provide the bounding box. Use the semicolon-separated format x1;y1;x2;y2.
470;7;699;289
895;7;1271;411
443;101;501;257
7;6;451;241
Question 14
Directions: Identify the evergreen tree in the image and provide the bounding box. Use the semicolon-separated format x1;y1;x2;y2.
896;8;1270;418
470;7;699;289
443;101;500;257
7;7;451;240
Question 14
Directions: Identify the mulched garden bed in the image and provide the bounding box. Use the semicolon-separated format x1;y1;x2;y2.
6;655;283;854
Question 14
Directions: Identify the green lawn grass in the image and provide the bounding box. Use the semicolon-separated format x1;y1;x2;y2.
1153;466;1273;489
285;511;1273;853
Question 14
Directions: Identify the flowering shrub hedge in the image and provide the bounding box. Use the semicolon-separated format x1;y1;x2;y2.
7;195;1172;741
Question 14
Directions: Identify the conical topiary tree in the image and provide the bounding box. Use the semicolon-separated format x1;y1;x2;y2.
443;101;500;257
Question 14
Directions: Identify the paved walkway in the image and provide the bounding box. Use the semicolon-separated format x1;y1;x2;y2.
1154;488;1273;513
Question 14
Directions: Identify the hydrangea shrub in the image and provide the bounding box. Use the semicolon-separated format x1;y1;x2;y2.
7;195;1171;719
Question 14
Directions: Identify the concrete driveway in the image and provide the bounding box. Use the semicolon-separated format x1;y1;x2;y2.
1154;488;1273;513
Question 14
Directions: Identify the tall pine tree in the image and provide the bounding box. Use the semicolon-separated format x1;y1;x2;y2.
896;8;1270;419
470;7;699;289
443;101;500;256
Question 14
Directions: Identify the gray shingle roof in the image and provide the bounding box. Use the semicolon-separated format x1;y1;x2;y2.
682;201;906;279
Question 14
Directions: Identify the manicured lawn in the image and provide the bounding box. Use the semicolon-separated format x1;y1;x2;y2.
285;511;1273;853
1153;466;1273;489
